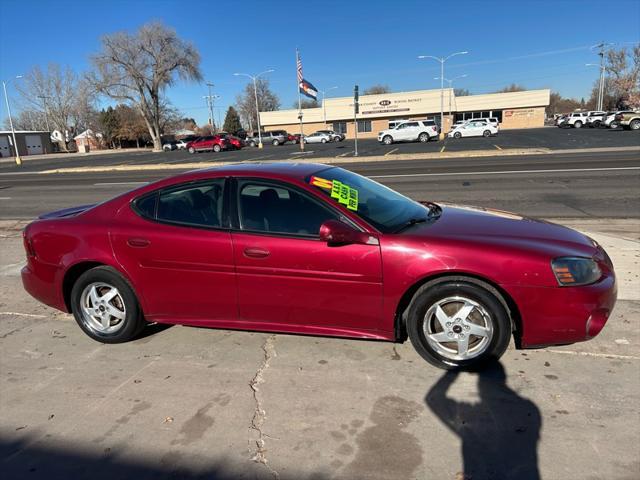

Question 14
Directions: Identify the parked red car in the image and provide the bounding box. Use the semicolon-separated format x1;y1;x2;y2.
186;135;228;153
219;133;244;150
288;133;302;144
21;163;616;369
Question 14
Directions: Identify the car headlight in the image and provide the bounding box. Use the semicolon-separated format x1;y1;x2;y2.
551;257;602;286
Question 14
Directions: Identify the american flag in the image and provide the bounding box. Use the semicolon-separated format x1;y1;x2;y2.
296;50;303;84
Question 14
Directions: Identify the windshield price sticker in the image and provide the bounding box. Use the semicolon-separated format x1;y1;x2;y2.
310;177;359;211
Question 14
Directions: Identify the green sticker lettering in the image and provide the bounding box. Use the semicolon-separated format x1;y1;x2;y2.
331;180;342;199
347;187;358;211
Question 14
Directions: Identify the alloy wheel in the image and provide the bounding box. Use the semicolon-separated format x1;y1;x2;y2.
79;282;127;334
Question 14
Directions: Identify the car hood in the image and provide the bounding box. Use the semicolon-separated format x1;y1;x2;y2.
405;203;597;257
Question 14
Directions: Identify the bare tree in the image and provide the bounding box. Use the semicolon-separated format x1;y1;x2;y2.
89;22;202;151
235;78;280;131
604;44;640;108
16;64;96;149
494;84;527;93
294;99;319;109
363;84;391;95
3;109;47;131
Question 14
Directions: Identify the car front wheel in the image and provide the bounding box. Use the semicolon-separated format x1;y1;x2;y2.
630;119;640;130
272;139;280;146
574;121;583;128
483;130;491;137
406;280;511;370
70;266;145;344
213;144;221;152
418;133;429;142
188;147;196;154
383;135;393;145
454;131;462;139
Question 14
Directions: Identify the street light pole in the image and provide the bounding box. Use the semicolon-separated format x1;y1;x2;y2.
233;70;275;149
2;77;22;166
418;51;468;138
320;86;338;127
434;74;467;117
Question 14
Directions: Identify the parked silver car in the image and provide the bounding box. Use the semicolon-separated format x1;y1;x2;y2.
303;132;333;144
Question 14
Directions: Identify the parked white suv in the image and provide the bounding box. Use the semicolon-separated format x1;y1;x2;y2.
585;111;607;128
378;120;439;145
565;112;590;128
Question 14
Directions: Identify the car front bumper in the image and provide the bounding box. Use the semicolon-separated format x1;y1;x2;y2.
505;273;617;348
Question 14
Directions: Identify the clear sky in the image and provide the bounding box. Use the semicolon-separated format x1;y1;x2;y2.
1;0;639;125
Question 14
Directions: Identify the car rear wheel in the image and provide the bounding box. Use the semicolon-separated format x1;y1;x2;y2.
383;135;393;145
407;280;511;370
454;131;462;139
333;137;340;142
272;139;280;146
188;147;196;154
213;144;221;152
630;119;640;130
418;133;429;142
574;121;583;128
609;121;619;129
249;141;256;147
483;130;491;137
592;120;601;128
321;138;327;143
71;266;145;344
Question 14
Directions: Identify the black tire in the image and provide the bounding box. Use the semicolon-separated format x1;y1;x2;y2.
483;130;491;137
333;137;340;142
249;141;256;147
592;120;601;128
418;132;429;143
321;138;327;144
188;146;196;154
406;279;511;370
609;121;619;129
574;120;583;129
272;139;280;146
630;119;640;130
383;135;393;145
454;131;462;139
70;266;145;344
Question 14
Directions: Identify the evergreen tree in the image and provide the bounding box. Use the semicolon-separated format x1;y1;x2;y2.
99;106;120;148
223;106;243;134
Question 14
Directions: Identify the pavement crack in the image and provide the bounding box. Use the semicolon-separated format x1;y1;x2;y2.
248;334;279;479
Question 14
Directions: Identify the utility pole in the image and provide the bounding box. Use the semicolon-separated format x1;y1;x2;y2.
353;85;359;157
233;70;274;149
37;95;51;133
589;42;613;111
205;82;216;133
2;78;22;166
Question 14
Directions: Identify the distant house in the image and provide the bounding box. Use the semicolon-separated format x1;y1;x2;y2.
173;129;196;138
74;130;105;151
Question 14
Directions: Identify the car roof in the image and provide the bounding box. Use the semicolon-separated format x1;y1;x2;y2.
193;162;329;179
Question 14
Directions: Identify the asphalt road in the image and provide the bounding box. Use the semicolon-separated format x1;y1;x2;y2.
1;126;638;173
1;149;638;220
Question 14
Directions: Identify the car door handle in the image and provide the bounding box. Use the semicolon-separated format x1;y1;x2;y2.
244;247;270;259
127;238;151;248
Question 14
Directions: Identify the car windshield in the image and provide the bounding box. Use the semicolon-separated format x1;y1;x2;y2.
307;167;435;233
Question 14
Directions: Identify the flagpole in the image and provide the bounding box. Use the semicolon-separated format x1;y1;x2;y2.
296;48;304;151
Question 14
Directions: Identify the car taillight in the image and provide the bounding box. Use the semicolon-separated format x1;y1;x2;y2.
23;231;36;258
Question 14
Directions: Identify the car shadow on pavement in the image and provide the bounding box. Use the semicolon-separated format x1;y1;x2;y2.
425;360;541;480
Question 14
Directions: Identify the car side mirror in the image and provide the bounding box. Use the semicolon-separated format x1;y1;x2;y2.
319;220;379;246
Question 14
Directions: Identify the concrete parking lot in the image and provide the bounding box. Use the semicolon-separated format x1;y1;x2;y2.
0;126;638;174
1;219;638;480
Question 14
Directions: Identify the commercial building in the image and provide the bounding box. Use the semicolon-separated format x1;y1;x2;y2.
0;130;53;157
260;88;550;139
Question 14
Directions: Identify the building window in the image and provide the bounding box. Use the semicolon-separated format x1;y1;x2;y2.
357;120;372;133
333;122;347;134
492;110;503;123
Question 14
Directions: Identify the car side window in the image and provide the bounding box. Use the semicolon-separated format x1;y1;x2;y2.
238;182;339;237
406;122;420;128
155;180;225;228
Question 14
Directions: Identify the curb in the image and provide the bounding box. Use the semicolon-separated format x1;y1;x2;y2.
29;145;640;175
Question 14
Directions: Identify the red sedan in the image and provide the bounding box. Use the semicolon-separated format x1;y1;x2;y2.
21;163;616;369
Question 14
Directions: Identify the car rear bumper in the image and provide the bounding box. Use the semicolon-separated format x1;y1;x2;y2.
505;273;617;348
21;263;67;312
